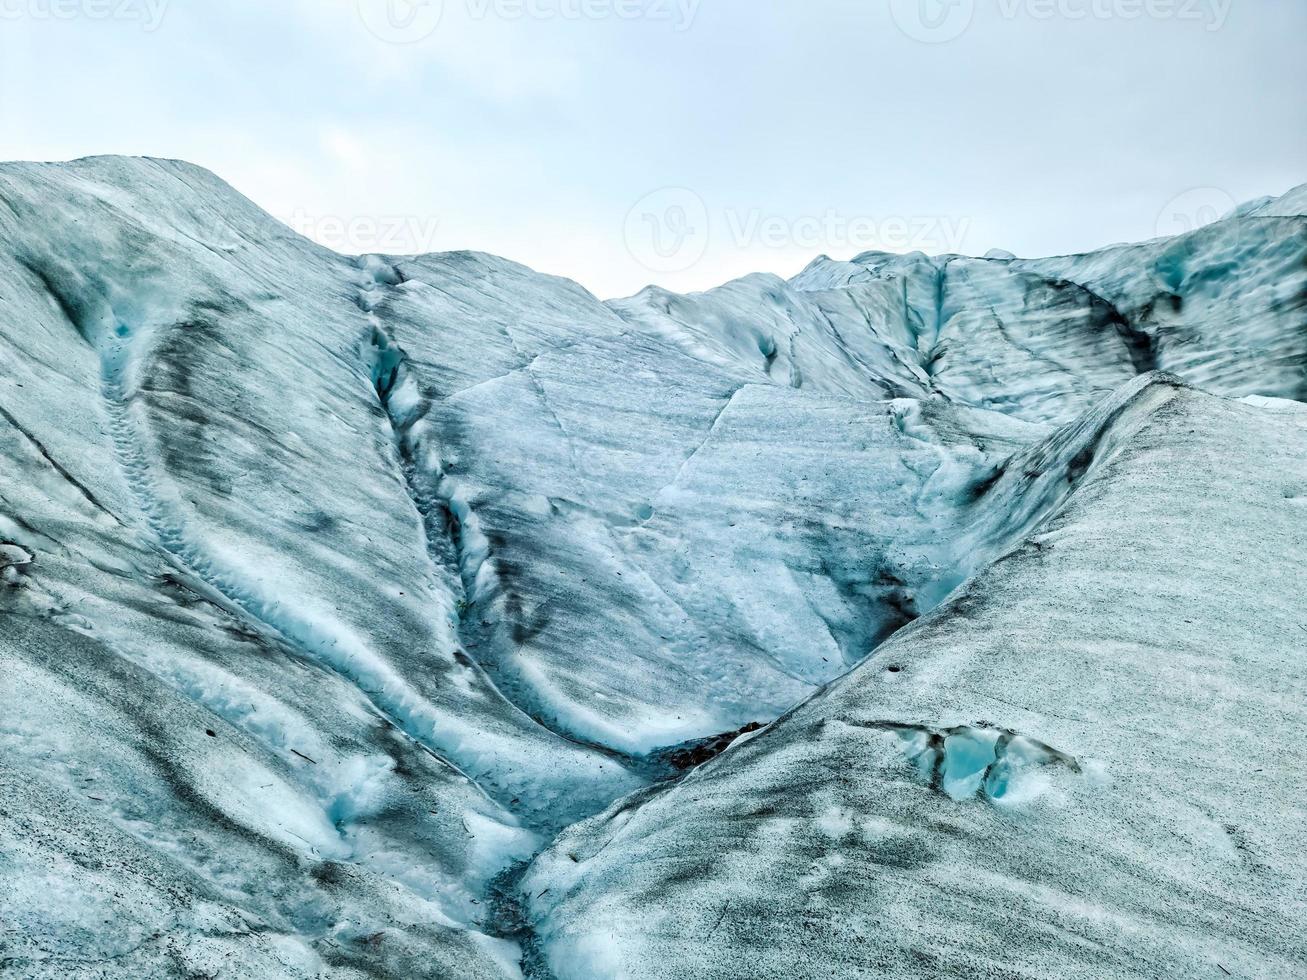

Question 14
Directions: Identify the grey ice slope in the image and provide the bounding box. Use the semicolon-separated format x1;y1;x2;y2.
522;377;1307;979
0;156;1304;979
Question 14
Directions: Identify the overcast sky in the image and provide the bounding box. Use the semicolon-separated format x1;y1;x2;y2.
1;0;1303;298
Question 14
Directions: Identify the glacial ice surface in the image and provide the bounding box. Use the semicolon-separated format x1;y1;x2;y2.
0;157;1304;978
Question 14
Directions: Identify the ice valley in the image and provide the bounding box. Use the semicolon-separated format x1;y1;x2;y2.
0;158;1304;979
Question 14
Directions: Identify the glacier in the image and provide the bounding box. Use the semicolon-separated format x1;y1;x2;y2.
0;156;1303;979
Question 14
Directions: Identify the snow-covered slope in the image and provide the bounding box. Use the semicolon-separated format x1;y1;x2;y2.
0;157;1303;979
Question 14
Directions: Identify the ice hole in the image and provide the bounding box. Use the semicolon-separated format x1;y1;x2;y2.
941;729;1001;800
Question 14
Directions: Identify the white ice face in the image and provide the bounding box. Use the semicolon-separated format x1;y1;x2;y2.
1;157;1303;979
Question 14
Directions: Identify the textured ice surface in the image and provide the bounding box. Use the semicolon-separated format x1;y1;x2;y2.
0;157;1304;978
523;381;1307;980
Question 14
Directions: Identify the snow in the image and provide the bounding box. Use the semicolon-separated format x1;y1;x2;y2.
0;156;1304;978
